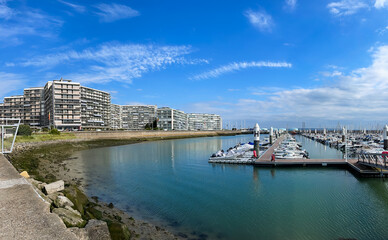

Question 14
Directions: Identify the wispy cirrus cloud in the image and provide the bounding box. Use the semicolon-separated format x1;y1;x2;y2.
94;3;139;22
375;0;388;8
18;43;207;84
244;9;274;32
0;1;63;44
0;0;13;19
189;45;388;126
284;0;297;11
327;0;368;16
58;0;86;13
0;72;27;98
191;61;292;80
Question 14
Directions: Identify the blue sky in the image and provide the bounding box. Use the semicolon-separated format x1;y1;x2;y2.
1;0;388;128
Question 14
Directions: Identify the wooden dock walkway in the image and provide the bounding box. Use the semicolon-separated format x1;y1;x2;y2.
258;135;286;161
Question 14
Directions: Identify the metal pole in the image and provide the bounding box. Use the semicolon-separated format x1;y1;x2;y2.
345;127;348;162
1;125;4;154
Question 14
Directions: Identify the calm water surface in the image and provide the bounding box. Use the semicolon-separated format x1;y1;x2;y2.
73;134;388;240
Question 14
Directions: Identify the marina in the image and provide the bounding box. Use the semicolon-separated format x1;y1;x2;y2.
208;124;388;177
73;134;388;240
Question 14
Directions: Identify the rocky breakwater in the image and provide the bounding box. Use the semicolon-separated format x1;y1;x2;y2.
27;176;129;240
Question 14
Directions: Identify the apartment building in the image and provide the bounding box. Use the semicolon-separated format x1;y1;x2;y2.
188;113;222;131
121;105;157;130
157;107;188;130
0;79;222;132
110;104;122;129
23;87;44;127
81;86;110;130
0;95;24;121
44;79;82;130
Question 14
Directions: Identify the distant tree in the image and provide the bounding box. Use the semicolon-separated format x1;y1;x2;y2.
144;123;152;130
18;125;32;136
152;119;158;130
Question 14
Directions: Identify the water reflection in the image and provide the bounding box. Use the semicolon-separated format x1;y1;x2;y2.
72;134;388;240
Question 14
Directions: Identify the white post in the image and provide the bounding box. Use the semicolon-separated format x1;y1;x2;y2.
254;123;260;156
344;127;347;162
270;127;273;145
1;125;3;153
384;125;388;150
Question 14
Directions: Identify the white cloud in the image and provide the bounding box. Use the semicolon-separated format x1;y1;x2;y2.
0;72;26;99
94;3;139;22
320;70;343;77
375;0;388;8
0;2;63;44
58;0;86;13
189;45;388;124
19;43;207;84
191;61;292;80
0;0;13;19
244;9;274;32
327;0;368;16
284;0;297;11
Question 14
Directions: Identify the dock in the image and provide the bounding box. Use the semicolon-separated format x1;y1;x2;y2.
209;134;388;177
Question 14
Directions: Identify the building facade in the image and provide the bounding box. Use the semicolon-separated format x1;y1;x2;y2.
0;95;24;122
109;104;122;130
81;86;110;130
188;113;222;131
121;105;157;130
23;87;44;127
0;79;222;132
157;107;188;131
44;79;82;130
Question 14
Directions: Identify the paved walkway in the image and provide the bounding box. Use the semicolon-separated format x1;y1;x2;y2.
0;154;78;240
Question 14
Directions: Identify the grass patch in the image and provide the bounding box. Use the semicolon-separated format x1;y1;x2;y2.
15;133;76;143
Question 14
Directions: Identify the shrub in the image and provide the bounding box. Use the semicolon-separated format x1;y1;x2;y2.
17;125;33;136
42;127;49;132
49;128;60;135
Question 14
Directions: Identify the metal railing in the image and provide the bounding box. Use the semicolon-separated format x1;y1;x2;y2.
358;153;388;169
0;118;20;154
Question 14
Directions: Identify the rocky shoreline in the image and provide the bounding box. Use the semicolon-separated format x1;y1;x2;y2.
6;132;240;240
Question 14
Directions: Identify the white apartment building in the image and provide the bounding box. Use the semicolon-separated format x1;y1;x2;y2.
121;105;157;130
110;104;122;130
157;107;188;131
81;86;110;130
188;113;222;131
44;79;82;130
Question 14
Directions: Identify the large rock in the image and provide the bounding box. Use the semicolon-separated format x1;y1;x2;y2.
48;192;63;202
69;228;89;240
52;207;86;228
43;180;64;195
85;220;111;240
63;185;89;216
54;196;74;208
108;222;131;240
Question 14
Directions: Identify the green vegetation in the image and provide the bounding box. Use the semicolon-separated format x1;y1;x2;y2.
15;133;75;143
17;125;33;136
144;119;159;130
107;222;131;240
49;128;60;135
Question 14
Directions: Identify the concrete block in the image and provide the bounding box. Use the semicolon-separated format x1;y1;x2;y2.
54;195;74;208
43;180;64;195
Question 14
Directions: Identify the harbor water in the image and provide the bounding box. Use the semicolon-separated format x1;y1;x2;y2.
72;134;388;240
